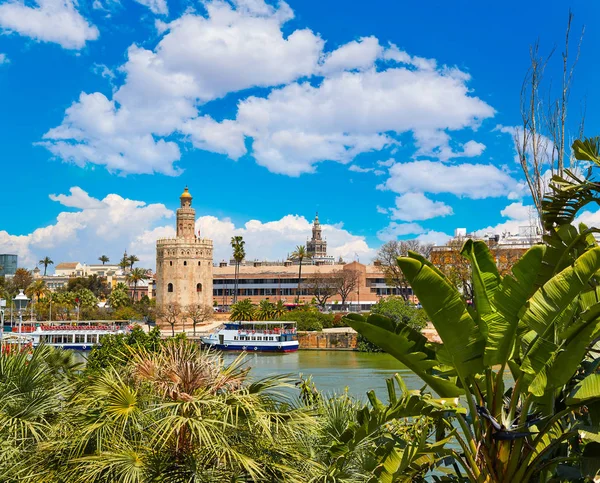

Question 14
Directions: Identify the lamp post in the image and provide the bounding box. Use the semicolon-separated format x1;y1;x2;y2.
13;290;30;349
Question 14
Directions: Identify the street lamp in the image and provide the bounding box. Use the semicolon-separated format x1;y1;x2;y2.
13;290;30;348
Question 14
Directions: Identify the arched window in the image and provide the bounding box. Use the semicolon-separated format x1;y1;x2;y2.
168;283;174;293
184;261;187;266
169;261;173;266
198;261;201;266
196;283;202;293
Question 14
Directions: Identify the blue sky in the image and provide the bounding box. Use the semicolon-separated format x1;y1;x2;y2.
1;0;599;270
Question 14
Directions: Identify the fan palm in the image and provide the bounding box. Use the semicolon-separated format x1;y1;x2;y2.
230;236;245;304
98;255;110;265
38;256;53;276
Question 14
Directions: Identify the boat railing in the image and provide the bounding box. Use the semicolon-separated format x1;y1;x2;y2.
38;325;120;331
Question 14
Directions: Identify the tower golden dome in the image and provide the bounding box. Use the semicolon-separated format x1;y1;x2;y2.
180;186;192;199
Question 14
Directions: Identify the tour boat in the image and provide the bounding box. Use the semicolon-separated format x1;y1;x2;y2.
3;323;131;351
201;321;299;352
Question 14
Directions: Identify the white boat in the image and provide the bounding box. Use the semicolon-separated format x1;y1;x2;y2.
201;321;299;352
3;322;131;351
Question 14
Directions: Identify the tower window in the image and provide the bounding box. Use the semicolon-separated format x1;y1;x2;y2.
184;261;187;266
197;283;202;292
168;283;174;293
198;261;201;266
169;261;173;266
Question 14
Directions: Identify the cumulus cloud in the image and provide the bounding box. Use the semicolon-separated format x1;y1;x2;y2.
0;188;376;270
0;0;99;49
197;214;375;262
376;222;424;242
0;53;9;64
49;186;105;209
134;0;168;15
381;160;523;199
475;201;538;237
389;192;453;222
415;230;452;246
0;188;173;270
42;0;494;177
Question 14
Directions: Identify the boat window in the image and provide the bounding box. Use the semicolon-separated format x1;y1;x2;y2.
251;336;255;341
257;336;262;341
168;283;174;293
87;334;98;344
196;283;202;292
75;334;85;344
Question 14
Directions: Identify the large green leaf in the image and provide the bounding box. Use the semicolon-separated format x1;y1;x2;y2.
567;373;600;405
345;314;462;397
486;245;545;366
519;247;600;336
398;256;485;380
460;240;500;321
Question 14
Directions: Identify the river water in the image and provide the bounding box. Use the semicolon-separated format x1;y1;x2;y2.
221;350;420;400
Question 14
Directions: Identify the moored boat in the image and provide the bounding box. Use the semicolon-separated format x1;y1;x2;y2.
2;322;131;351
201;321;299;352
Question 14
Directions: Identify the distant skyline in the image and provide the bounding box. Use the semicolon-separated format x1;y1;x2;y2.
1;0;599;271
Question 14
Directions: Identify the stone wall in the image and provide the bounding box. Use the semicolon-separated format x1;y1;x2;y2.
297;330;358;350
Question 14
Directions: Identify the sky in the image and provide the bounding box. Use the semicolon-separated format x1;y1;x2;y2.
1;0;600;271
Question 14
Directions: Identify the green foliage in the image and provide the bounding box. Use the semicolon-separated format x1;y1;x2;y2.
345;230;600;481
85;325;162;371
111;305;143;321
108;286;130;309
255;299;275;320
277;307;334;331
229;298;256;321
370;296;428;330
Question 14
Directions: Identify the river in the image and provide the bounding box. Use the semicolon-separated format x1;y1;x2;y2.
221;350;419;400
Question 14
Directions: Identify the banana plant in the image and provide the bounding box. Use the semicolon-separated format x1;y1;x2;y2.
345;235;600;482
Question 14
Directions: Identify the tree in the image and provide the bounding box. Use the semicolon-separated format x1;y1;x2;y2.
98;255;110;265
229;299;255;321
370;296;427;330
108;285;129;309
376;240;432;301
26;279;48;303
516;11;585;227
126;267;148;301
38;256;54;276
304;272;336;309
185;303;213;335
333;269;359;310
346;231;600;481
11;268;33;292
273;300;286;318
119;251;130;271
230;236;245;304
127;254;139;270
290;245;310;303
67;274;107;297
157;303;181;337
254;299;274;321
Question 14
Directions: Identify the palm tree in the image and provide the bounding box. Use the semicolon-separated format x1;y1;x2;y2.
26;279;48;303
38;256;54;276
127;254;139;270
230;236;245;304
118;251;129;271
273;300;286;318
126;267;148;302
254;300;274;321
229;299;255;321
291;245;310;303
98;255;109;265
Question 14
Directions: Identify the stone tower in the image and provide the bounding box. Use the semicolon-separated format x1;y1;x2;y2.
156;187;213;311
307;212;327;258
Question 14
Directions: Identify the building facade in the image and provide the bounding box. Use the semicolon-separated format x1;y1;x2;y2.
155;187;213;310
213;261;415;310
0;254;18;277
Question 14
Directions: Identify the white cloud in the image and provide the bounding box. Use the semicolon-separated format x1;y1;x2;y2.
197;214;375;262
376;222;424;242
382;160;522;199
376;206;388;215
413;129;486;161
475;202;538;237
0;53;9;64
389;192;453;222
134;0;168;15
42;0;494;177
0;188;173;270
319;36;382;75
415;230;452;246
0;188;376;270
377;158;395;167
49;186;105;209
0;0;99;49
